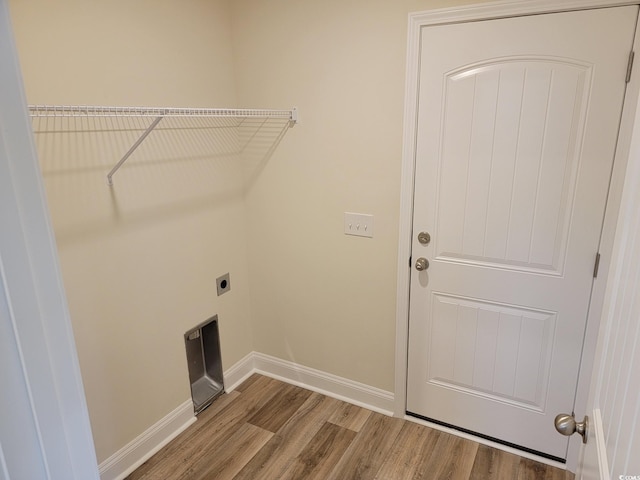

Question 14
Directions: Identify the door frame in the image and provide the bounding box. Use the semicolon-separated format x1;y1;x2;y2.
394;0;640;471
0;1;99;477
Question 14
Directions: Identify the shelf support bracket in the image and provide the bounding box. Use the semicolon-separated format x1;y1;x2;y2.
107;115;164;186
289;107;298;127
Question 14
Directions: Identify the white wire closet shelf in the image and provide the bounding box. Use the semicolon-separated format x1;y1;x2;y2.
28;104;298;185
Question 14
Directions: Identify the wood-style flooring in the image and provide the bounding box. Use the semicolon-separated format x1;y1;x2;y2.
126;374;574;480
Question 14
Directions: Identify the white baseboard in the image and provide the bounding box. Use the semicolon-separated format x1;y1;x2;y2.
223;352;255;392
98;400;196;480
99;352;394;480
226;352;395;415
251;352;395;416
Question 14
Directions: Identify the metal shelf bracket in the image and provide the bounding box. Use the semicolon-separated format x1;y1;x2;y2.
107;114;164;186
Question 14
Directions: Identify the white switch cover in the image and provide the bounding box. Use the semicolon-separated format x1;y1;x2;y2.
344;212;373;238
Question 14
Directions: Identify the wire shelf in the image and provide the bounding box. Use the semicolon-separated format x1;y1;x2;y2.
28;104;298;185
28;104;296;120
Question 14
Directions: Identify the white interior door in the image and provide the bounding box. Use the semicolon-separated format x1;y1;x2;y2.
406;6;637;460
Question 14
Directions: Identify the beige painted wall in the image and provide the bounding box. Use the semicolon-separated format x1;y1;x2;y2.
230;0;479;391
9;0;255;463
9;0;489;465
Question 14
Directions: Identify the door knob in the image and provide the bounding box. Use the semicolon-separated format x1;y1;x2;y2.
554;413;588;444
415;257;429;271
418;232;431;245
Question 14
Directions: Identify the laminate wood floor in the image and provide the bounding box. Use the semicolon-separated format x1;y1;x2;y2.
126;374;574;480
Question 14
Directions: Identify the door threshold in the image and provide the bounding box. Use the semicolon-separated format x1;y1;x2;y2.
406;411;566;466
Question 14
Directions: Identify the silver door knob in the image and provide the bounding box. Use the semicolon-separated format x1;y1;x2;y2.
415;257;429;271
418;232;431;245
554;413;588;444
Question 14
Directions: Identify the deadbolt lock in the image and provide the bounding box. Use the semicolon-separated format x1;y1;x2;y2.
418;232;431;245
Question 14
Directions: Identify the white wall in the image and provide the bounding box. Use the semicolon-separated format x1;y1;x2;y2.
9;0;255;464
230;0;477;391
9;0;494;466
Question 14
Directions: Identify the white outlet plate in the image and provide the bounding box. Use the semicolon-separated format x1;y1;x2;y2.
216;273;231;296
344;212;373;238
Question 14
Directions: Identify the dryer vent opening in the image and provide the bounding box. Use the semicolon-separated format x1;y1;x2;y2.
184;315;224;414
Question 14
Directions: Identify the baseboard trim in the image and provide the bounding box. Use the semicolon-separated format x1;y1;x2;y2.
98;399;196;480
99;352;394;479
223;352;255;392
251;352;395;416
225;352;395;415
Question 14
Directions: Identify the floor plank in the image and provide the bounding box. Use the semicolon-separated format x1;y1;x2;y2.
374;421;440;480
279;422;357;480
469;444;520;480
426;433;480;480
124;390;241;479
518;457;570;480
125;374;575;480
190;423;272;480
233;392;340;480
231;372;261;393
246;382;312;433
126;375;282;480
327;401;372;432
326;411;404;480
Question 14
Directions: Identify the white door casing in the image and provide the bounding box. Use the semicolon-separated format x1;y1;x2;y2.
0;0;99;478
575;84;640;479
404;5;636;460
0;263;47;480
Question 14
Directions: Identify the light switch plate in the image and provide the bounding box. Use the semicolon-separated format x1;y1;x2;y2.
344;212;373;238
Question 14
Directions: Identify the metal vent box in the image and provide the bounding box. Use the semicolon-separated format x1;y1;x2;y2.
184;315;224;414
